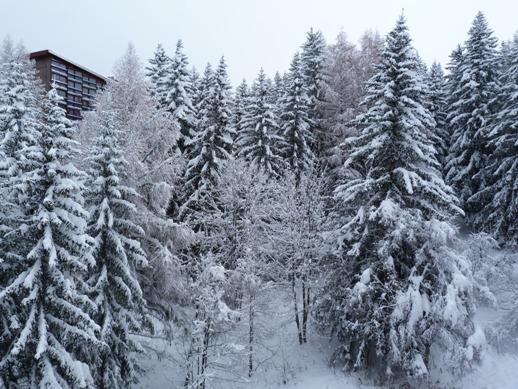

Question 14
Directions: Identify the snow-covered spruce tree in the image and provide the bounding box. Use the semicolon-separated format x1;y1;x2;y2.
469;34;518;245
300;28;327;159
82;45;190;325
445;12;500;218
85;107;148;388
188;66;201;113
0;88;100;387
0;44;42;187
237;69;283;176
167;65;201;221
271;71;285;105
279;53;314;177
175;64;213;224
145;43;171;105
445;45;464;116
314;16;478;383
231;79;250;154
499;39;515;76
180;58;235;222
444;44;465;167
163;40;196;154
0;45;45;382
428;62;449;168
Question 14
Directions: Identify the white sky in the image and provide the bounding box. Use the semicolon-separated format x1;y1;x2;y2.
1;0;517;85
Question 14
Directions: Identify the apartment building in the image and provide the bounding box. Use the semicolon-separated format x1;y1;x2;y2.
30;49;106;120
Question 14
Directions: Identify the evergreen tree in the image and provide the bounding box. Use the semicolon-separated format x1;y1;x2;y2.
271;72;285;121
300;28;327;158
499;40;514;77
86;108;148;388
445;12;500;218
181;58;234;220
0;48;41;180
146;43;171;105
470;35;518;245
189;66;202;114
428;62;449;167
444;44;465;165
232;79;250;152
82;43;187;344
237;69;283;176
315;16;477;383
279;53;314;176
271;71;285;105
163;40;196;154
0;48;43;381
0;88;99;387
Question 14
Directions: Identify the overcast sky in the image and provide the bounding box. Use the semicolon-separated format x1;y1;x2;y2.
1;0;517;85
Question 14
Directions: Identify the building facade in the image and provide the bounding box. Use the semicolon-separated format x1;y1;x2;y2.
30;49;106;120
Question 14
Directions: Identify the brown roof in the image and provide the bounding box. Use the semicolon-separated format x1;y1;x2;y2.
30;49;107;83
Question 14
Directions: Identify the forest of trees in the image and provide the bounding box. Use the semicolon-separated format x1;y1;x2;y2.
0;11;517;389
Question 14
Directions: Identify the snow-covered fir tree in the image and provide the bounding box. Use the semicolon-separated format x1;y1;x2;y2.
279;53;314;176
445;12;500;218
163;40;196;154
469;34;518;245
145;43;171;105
445;45;464;115
428;62;449;167
315;16;478;383
0;45;42;186
0;46;44;380
181;58;235;221
83;44;188;322
188;66;202;113
231;79;250;153
444;44;465;167
271;71;285;105
499;39;515;77
236;69;283;176
0;88;99;387
300;28;327;159
86;107;148;388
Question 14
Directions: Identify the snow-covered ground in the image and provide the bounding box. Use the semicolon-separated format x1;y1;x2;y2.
135;273;518;389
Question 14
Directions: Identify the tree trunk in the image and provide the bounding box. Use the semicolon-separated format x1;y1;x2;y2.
302;278;308;343
200;318;211;389
292;273;303;345
248;293;254;377
184;338;194;388
185;305;200;388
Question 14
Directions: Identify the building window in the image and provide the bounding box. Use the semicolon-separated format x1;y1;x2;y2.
68;108;81;118
51;73;66;83
51;60;67;71
67;81;82;90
